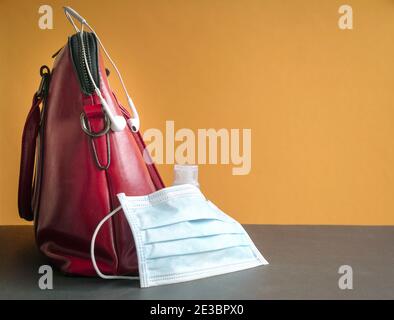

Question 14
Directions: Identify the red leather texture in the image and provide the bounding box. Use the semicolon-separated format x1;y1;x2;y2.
18;42;164;276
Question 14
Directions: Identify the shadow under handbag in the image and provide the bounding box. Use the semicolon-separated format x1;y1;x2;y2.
18;7;164;276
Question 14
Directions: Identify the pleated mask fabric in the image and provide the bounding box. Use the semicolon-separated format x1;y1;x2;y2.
115;184;268;288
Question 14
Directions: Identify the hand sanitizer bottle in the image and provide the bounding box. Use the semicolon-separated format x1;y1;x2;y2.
173;164;199;188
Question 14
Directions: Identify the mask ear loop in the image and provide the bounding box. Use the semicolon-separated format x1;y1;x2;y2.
90;206;139;280
63;7;140;132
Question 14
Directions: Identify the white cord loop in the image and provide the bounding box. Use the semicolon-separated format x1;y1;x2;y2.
90;206;139;280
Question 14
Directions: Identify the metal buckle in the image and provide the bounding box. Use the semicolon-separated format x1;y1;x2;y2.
80;112;111;137
37;66;50;99
89;133;111;170
80;112;111;170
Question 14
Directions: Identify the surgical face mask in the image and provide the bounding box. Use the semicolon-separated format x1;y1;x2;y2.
91;184;268;288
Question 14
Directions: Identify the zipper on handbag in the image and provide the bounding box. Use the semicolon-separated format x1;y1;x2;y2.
69;32;99;95
78;33;94;93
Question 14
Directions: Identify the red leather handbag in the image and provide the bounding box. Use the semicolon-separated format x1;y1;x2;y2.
18;8;164;276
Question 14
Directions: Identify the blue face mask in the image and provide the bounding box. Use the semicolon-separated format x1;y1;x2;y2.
91;184;268;288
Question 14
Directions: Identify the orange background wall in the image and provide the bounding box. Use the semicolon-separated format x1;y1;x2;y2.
1;0;394;225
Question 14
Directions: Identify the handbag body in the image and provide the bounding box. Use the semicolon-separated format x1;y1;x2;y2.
18;31;164;276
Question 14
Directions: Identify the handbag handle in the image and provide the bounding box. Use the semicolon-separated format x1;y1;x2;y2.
18;67;50;221
18;94;42;221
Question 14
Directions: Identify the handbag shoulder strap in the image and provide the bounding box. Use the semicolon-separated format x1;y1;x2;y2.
18;94;42;221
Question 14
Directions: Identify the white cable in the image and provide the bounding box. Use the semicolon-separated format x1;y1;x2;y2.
90;206;139;280
79;25;126;132
87;23;133;107
84;22;140;132
65;11;80;33
63;7;140;132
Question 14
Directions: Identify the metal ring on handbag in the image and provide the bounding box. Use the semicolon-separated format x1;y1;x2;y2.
80;112;111;170
80;112;111;137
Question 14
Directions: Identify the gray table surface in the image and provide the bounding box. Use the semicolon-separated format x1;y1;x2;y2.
0;225;393;300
